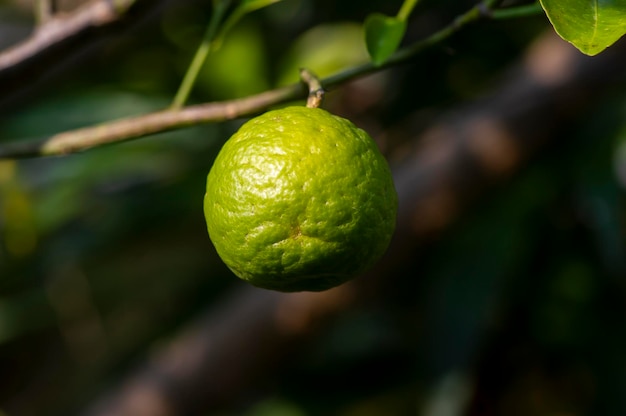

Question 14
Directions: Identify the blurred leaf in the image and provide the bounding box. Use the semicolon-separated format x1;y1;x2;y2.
199;23;269;99
540;0;626;55
278;23;369;85
1;90;167;137
364;13;407;66
0;161;37;257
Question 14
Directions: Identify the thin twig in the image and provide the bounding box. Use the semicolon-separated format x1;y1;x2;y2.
170;0;232;109
0;0;500;159
491;2;543;20
300;68;324;108
0;0;136;73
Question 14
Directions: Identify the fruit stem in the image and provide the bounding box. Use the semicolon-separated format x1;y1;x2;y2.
300;68;325;108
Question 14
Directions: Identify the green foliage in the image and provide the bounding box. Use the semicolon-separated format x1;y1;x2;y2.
540;0;626;55
364;0;420;65
199;23;270;98
277;23;369;85
364;14;407;66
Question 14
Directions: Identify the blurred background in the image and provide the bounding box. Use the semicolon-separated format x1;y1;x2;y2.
1;0;626;415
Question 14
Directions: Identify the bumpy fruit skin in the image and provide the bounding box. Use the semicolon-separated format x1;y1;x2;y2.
204;106;397;292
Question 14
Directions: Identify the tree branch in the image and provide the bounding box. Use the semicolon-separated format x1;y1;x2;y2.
0;85;302;158
0;0;137;74
0;0;497;160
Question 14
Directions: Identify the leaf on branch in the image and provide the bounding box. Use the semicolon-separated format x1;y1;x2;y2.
540;0;626;55
364;13;407;66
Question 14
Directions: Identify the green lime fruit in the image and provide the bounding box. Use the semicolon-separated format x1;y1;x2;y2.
204;106;397;292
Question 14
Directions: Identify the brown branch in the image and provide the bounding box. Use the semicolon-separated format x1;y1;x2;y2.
79;32;626;416
0;85;303;158
0;0;497;160
0;0;136;73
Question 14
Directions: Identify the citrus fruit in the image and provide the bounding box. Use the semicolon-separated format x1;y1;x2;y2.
204;106;397;292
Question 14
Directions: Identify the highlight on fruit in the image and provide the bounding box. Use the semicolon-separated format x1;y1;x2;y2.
203;104;397;292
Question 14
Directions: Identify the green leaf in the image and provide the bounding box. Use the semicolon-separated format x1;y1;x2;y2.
540;0;626;56
364;13;407;66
